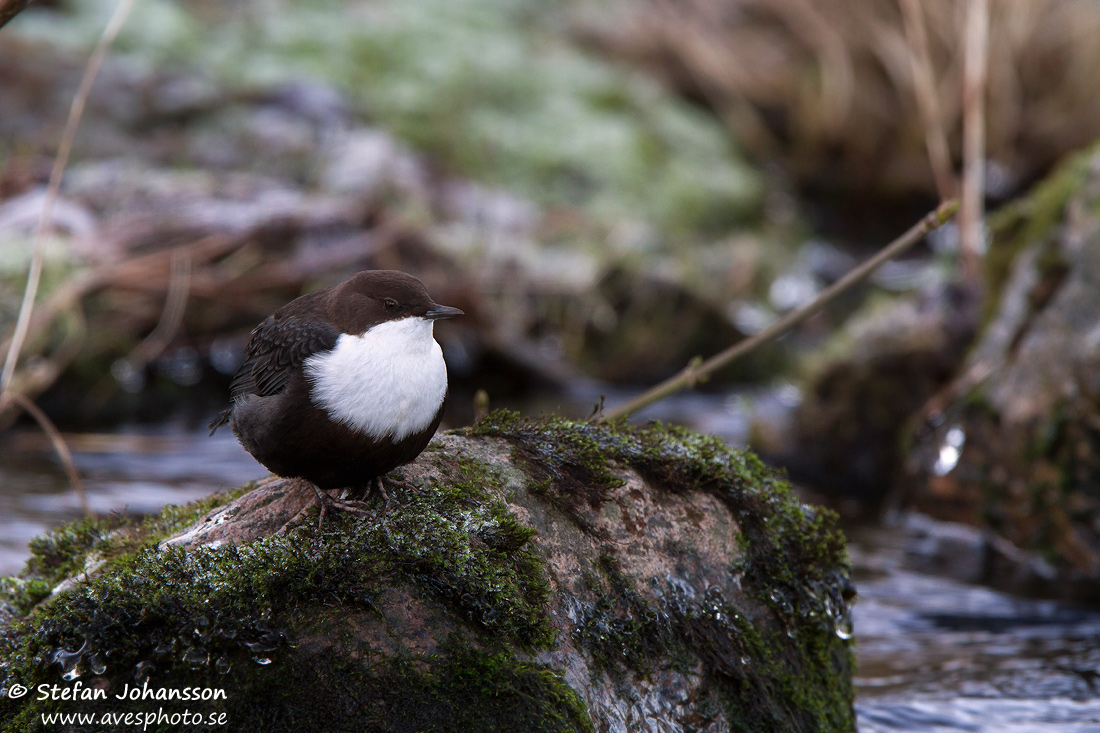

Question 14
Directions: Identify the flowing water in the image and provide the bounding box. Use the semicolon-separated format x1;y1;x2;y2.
2;404;1099;731
850;527;1100;731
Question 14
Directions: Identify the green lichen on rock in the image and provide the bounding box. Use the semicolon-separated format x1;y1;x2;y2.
0;453;562;731
985;139;1100;321
473;411;855;732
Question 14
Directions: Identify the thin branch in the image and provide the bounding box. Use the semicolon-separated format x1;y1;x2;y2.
0;0;136;394
0;305;87;431
960;0;989;282
0;392;90;515
0;0;32;31
127;249;193;367
594;199;960;424
900;0;957;201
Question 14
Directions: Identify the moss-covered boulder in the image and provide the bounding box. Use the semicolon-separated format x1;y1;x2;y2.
786;282;979;511
904;144;1100;602
0;415;854;731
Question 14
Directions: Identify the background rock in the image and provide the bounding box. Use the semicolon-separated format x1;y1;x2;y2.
785;281;979;511
904;145;1100;598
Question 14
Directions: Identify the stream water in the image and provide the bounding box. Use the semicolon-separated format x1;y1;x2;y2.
2;410;1099;732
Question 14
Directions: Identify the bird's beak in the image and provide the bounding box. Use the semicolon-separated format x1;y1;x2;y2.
425;304;464;320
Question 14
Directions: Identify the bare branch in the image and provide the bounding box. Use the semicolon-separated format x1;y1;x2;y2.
0;0;32;32
960;0;989;282
1;392;90;515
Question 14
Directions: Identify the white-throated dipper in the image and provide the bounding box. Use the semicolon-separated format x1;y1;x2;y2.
209;270;462;508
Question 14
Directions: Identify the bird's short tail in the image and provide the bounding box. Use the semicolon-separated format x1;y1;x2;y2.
208;409;232;436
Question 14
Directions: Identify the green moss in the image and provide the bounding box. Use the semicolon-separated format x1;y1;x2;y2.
473;409;626;526
226;604;588;731
0;453;556;729
3;629;590;733
564;549;853;732
474;411;850;608
0;484;255;623
986;140;1100;321
570;554;691;675
0;578;51;620
347;640;592;733
22;517;117;589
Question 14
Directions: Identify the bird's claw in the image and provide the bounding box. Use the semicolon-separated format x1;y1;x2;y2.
365;476;390;512
311;485;373;527
277;478;389;534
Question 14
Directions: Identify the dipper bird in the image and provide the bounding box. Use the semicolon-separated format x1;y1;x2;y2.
209;270;462;509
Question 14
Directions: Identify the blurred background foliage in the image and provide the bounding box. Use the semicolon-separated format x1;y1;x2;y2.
8;0;764;238
3;0;1100;437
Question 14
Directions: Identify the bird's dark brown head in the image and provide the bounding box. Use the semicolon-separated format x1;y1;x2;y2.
328;270;462;335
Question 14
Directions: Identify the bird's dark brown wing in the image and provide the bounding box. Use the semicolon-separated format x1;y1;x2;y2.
208;315;339;433
230;315;340;399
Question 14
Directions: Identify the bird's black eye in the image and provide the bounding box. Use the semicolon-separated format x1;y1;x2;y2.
384;298;397;310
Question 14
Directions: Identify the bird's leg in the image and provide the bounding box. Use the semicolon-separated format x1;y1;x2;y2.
278;480;375;533
310;484;373;528
278;478;385;533
365;476;390;509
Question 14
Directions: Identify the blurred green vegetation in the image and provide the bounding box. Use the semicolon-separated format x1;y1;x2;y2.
11;0;763;241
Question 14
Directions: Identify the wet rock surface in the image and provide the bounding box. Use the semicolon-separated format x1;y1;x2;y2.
782;142;1100;604
898;513;1081;600
0;416;855;732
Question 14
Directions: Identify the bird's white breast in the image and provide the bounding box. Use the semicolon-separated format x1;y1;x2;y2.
303;317;448;441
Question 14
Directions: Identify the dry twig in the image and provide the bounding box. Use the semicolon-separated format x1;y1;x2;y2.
0;392;90;515
0;0;32;31
960;0;989;282
900;0;957;201
126;249;193;368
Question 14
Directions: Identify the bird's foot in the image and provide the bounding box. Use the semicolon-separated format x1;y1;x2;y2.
364;476;390;511
276;479;371;532
311;484;373;528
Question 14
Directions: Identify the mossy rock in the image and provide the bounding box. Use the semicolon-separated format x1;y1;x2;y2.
905;143;1100;601
787;284;979;510
0;415;854;731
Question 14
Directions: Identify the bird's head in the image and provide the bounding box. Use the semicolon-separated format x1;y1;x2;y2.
331;270;463;336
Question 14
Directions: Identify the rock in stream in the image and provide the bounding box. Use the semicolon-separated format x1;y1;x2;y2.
0;414;855;731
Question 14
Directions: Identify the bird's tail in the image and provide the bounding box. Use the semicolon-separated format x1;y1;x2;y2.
208;409;232;436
